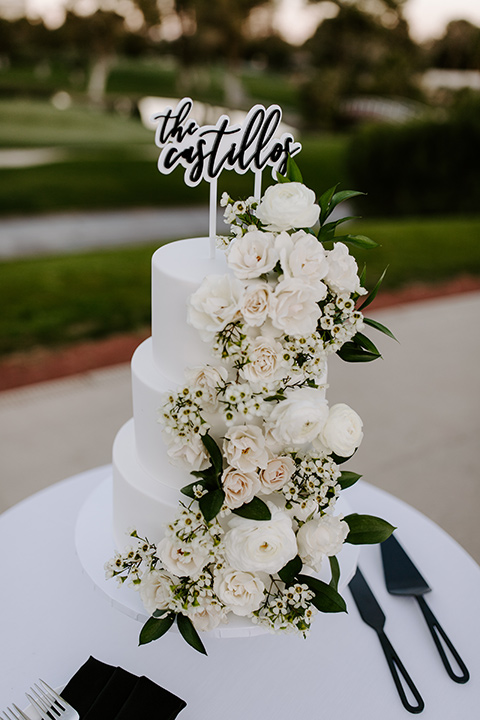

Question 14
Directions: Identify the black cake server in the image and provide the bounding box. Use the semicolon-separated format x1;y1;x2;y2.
381;533;469;683
349;567;425;714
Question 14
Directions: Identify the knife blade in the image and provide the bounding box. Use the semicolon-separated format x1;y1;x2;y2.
349;567;425;714
381;534;469;684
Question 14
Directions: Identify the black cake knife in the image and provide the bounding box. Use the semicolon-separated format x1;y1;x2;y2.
349;567;425;714
381;533;469;683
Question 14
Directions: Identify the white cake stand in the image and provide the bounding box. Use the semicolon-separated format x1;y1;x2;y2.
75;473;359;638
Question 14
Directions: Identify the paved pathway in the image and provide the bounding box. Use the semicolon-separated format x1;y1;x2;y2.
0;207;230;258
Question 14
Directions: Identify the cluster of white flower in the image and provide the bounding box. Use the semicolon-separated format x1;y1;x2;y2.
253;581;317;636
110;178;377;647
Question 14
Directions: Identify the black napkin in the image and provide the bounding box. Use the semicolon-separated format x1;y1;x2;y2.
61;657;187;719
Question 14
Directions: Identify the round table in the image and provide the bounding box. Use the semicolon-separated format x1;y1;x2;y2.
1;466;479;717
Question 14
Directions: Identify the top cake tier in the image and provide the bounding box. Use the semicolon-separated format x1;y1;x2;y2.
151;237;227;384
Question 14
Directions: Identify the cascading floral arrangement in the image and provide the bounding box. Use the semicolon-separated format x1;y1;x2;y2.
106;160;395;655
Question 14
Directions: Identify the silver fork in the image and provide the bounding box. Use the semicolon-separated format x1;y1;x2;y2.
2;705;31;720
24;680;79;720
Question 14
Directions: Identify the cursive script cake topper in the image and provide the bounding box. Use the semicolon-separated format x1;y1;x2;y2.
151;97;302;254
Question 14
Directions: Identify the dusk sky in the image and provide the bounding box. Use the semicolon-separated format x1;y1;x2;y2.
14;0;480;43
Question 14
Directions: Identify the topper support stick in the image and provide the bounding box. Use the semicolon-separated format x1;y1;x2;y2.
254;170;262;201
209;177;217;258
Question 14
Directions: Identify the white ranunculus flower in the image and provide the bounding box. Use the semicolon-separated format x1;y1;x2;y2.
227;229;279;279
166;433;209;472
223;424;269;472
187;274;244;341
325;242;366;296
276;230;328;295
297;515;349;570
241;335;284;385
240;281;273;327
317;402;363;458
271;277;322;336
224;504;297;574
157;537;209;578
221;466;261;509
266;388;329;448
185;601;227;632
139;569;178;615
259;456;296;494
214;569;265;616
184;364;228;409
255;182;320;231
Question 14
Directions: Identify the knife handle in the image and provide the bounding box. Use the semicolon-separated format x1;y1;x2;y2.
377;630;425;714
416;596;470;683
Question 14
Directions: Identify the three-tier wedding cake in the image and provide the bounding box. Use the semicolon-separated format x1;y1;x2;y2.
106;99;393;652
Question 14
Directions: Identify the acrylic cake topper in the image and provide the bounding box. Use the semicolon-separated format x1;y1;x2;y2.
152;97;302;255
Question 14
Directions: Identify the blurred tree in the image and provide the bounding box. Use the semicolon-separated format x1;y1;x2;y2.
301;0;422;129
428;20;480;70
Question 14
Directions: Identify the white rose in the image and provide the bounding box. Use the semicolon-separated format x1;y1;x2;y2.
224;505;297;574
227;229;279;279
188;274;244;341
325;242;366;296
259;456;296;494
166;433;209;472
223;424;269;472
255;182;320;231
240;281;273;327
276;230;328;296
317;402;363;457
139;569;177;615
221;466;261;509
266;388;329;448
271;277;322;336
157;537;209;578
241;335;284;385
184;364;228;409
214;569;265;616
297;515;349;570
185;600;226;632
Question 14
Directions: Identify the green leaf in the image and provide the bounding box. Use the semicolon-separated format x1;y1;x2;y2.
278;555;303;584
232;496;271;521
335;233;378;250
353;332;381;357
297;574;347;613
331;189;365;209
363;317;398;342
318;184;339;224
181;480;200;498
358;266;388;311
338;471;362;490
177;613;208;655
359;263;367;288
331;450;355;465
329;556;340;591
344;513;396;545
337;342;381;363
317;216;359;244
275;169;290;184
199;488;225;522
139;612;175;645
286;155;303;183
264;393;287;402
201;433;223;475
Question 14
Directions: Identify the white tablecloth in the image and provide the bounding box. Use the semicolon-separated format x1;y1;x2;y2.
1;466;479;717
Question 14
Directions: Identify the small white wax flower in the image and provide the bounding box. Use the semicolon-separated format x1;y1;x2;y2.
255;182;320;231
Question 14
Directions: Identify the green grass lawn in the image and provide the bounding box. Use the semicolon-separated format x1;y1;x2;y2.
1;215;479;357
